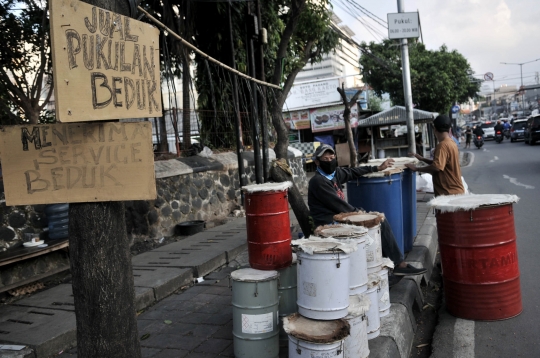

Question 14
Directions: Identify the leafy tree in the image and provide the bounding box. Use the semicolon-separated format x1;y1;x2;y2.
359;40;480;115
0;0;53;124
368;95;383;112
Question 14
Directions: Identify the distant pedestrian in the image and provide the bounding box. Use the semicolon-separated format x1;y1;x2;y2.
465;126;472;149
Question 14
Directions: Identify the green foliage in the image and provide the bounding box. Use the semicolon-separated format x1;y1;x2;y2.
359;40;480;115
368;95;383;112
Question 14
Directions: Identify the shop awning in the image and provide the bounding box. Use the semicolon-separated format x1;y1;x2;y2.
357;106;438;127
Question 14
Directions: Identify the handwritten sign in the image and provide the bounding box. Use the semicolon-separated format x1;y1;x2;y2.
0;123;157;205
49;0;162;122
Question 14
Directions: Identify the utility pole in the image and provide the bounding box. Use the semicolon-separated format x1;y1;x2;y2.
397;0;416;154
255;0;269;181
501;58;540;112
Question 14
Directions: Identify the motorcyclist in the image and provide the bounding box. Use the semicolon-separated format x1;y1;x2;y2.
503;119;511;138
473;125;484;138
494;120;504;133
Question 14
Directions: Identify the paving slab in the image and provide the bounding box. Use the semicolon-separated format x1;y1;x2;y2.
0;305;76;357
132;250;227;278
380;303;415;358
133;267;193;301
390;275;423;331
0;347;34;358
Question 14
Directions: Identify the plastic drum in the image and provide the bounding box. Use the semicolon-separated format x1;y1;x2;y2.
242;182;293;270
314;224;369;295
344;294;370;358
231;268;280;358
365;274;381;339
429;194;522;321
284;313;349;358
334;212;383;274
295;239;356;320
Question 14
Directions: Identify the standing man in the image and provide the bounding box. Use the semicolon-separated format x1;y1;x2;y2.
308;144;426;276
405;115;465;197
464;126;472;149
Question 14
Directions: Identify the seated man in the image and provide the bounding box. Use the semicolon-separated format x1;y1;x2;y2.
307;144;426;276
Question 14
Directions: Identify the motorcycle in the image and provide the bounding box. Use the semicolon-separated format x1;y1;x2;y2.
503;128;511;139
495;130;504;143
474;135;484;149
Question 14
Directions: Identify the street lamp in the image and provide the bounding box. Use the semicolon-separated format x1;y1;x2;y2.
501;58;540;112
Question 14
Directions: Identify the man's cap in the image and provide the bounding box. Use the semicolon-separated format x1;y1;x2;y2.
313;144;335;160
433;115;451;131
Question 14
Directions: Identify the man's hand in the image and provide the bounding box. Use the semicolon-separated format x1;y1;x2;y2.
408;152;421;160
377;158;395;171
404;163;417;172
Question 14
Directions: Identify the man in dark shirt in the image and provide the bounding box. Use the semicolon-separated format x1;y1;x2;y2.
494;120;504;133
308;144;426;276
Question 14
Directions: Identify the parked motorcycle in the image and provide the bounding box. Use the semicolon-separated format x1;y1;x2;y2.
495;130;504;144
474;135;484;149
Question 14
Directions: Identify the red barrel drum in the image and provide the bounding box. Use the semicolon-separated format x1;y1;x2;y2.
431;194;522;321
243;182;292;270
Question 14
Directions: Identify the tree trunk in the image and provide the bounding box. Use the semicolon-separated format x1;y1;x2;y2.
337;85;362;167
182;53;191;151
158;115;168;153
270;160;312;237
70;1;141;357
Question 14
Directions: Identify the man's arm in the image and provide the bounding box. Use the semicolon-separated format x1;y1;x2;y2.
409;152;433;165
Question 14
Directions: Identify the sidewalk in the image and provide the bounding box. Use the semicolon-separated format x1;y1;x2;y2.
0;192;438;358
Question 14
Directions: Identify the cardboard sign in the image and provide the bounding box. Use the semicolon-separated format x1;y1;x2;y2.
0;123;157;205
49;0;162;122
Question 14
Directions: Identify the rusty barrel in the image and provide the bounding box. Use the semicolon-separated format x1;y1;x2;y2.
243;182;293;270
430;194;522;320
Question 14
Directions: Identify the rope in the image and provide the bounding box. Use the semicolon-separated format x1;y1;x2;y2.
137;6;283;90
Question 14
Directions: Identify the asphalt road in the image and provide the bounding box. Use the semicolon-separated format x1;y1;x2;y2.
431;137;540;358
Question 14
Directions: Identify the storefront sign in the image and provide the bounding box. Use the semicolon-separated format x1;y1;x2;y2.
49;0;162;122
0;122;156;205
310;105;359;133
283;79;341;111
283;110;311;130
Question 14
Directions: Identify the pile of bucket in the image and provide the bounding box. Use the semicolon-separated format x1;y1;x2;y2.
230;182;395;358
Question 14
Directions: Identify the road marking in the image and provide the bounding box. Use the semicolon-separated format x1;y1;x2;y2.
453;319;475;357
489;156;499;163
494;156;499;160
503;175;535;189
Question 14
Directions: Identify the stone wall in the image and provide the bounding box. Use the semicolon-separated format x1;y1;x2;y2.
0;151;308;251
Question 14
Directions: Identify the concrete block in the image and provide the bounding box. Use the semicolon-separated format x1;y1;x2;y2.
413;233;439;268
389;278;423;330
0;347;34;358
417;218;437;236
406;246;433;281
368;336;401;358
0;306;76;358
14;284;74;312
133;267;193;301
380;303;415;358
132;250;227;278
135;286;155;311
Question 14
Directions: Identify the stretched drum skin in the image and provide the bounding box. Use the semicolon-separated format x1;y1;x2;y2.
436;203;522;320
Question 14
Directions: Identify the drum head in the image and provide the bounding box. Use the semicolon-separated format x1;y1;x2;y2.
334;211;384;228
242;181;292;193
283;313;350;343
361;167;403;178
314;224;368;238
428;194;519;213
296;239;356;255
231;268;279;282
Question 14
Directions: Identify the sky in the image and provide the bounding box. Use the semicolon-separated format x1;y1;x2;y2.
332;0;540;95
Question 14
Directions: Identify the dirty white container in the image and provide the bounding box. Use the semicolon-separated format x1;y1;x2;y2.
278;253;298;346
231;268;279;358
378;258;394;318
294;238;356;320
365;273;381;339
284;313;348;358
314;224;369;295
344;294;371;358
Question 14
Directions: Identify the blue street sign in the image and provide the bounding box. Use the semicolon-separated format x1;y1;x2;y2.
451;105;460;114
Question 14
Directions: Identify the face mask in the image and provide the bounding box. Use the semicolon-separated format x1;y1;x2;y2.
319;158;337;175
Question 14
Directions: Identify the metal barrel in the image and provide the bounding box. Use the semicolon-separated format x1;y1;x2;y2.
436;203;522;320
245;190;292;270
402;169;417;252
231;269;280;358
277;261;298;346
44;204;69;240
347;173;405;253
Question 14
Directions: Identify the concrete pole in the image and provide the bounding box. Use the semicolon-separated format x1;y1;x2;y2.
398;0;416;154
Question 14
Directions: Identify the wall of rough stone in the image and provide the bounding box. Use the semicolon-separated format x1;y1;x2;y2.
0;152;308;252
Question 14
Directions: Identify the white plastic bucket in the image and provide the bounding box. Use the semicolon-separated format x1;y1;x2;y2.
365;224;383;271
366;274;381;339
377;267;390;317
288;336;344;358
344;294;370;358
296;241;352;320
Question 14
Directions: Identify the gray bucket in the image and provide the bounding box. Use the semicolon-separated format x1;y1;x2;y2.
231;268;280;358
278;254;298;346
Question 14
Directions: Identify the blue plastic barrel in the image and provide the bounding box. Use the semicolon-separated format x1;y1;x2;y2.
402;169;417;252
347;172;404;253
44;204;69;240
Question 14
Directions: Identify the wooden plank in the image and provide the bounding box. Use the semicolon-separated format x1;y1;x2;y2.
0;240;69;267
49;0;162;122
0;122;157;205
335;143;351;167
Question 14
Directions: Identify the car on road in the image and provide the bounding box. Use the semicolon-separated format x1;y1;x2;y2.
510;119;527;142
524;115;540;145
480;122;496;140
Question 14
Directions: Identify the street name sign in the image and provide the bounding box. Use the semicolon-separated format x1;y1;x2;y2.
49;0;162;122
0;122;157;205
387;12;420;39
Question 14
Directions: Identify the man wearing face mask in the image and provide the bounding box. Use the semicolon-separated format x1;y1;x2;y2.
308;144;427;276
